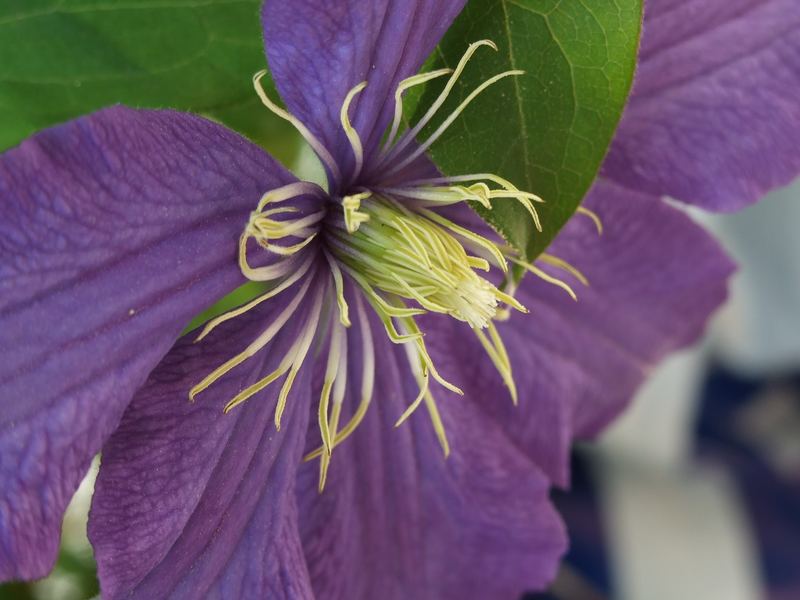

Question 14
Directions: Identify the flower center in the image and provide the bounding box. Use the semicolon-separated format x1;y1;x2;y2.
331;194;510;329
190;40;601;491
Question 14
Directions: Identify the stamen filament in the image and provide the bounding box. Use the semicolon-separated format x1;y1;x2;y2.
395;332;451;457
395;353;431;426
342;191;372;233
250;209;325;239
508;256;579;301
382;68;454;155
577;206;604;235
318;320;345;456
319;329;348;491
189;275;315;401
382;40;497;167
253;71;341;184
257;232;318;256
271;286;325;427
324;250;351;326
238;241;306;283
256;181;327;210
474;325;518;404
386;68;525;177
304;294;374;462
339;264;426;319
424;389;450;457
340;81;368;180
196;252;315;342
396;314;463;396
538;253;589;286
417;207;508;272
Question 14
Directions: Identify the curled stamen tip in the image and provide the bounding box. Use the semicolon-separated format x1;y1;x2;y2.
474;39;498;51
222;402;237;414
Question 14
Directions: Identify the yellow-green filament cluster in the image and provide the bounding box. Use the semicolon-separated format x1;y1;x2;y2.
189;182;327;426
330;197;526;329
341;191;371;233
379;172;544;233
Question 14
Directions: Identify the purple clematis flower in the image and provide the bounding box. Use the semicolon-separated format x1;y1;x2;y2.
1;0;798;598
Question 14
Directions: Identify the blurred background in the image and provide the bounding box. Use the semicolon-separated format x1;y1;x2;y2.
550;176;800;600
1;153;798;600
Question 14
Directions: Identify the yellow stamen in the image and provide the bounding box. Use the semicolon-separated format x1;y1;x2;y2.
418;207;508;272
222;286;323;425
394;368;430;427
384;40;498;165
342;191;372;233
196;252;315;342
474;325;518;405
253;71;341;182
304;295;374;463
324;250;351;327
508;256;579;301
388;68;525;176
424;389;450;457
383;67;454;153
318;321;345;456
577;205;604;235
340;81;368;179
538;253;589;286
189;276;314;401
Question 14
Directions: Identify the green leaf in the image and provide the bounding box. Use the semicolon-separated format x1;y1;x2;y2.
0;0;298;158
417;0;641;260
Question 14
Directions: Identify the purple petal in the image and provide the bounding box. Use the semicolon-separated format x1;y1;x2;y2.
262;0;465;186
604;0;800;210
297;310;566;599
428;180;735;485
0;107;297;580
89;295;315;599
539;182;734;436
